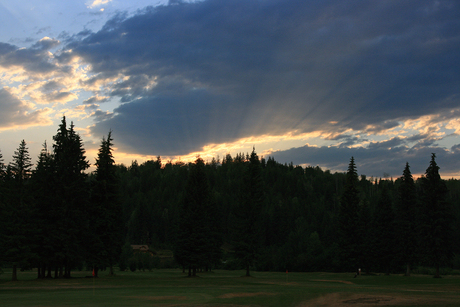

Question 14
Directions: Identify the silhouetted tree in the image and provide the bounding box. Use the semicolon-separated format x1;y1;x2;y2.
338;157;361;272
174;157;213;276
2;140;33;281
395;162;418;276
232;148;264;277
87;131;123;276
371;184;395;274
52;117;90;277
31;141;58;278
419;153;453;278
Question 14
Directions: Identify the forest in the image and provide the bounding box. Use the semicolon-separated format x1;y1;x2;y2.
1;117;459;280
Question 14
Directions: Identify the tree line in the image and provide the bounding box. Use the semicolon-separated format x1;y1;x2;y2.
1;118;459;280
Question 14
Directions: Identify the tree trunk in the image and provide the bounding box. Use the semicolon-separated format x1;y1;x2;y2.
405;263;411;276
42;264;46;279
12;264;18;281
37;263;42;279
188;266;191;277
109;264;114;276
434;265;441;278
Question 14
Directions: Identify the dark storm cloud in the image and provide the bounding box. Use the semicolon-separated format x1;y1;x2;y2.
0;39;61;74
62;0;460;157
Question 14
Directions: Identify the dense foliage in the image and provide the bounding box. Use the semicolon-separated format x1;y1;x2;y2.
1;119;460;280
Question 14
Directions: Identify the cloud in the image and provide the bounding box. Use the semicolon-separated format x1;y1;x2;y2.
59;0;459;159
86;0;112;9
1;0;460;177
0;88;51;130
270;141;460;179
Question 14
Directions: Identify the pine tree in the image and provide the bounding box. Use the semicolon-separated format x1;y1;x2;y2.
31;141;58;278
174;157;212;276
0;149;5;178
88;131;123;276
10;140;33;185
52;116;90;278
395;162;418;276
232;148;264;277
371;184;395;274
3;140;33;281
338;157;361;272
419;153;453;278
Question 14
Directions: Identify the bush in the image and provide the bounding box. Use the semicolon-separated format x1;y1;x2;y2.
128;258;137;272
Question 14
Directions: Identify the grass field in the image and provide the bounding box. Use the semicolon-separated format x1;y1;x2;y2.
1;269;460;306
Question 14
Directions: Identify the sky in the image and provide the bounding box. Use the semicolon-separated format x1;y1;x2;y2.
1;0;460;179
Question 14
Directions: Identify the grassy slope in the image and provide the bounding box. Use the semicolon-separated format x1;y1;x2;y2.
1;269;460;306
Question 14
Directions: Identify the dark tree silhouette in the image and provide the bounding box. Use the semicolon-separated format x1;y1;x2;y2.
395;162;418;276
419;153;453;278
87;131;123;276
232;148;264;277
174;157;212;276
52;117;90;278
2;140;33;281
338;157;361;272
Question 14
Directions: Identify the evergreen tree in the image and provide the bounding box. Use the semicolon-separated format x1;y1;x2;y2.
31;141;58;278
10;140;33;185
88;131;123;276
419;153;453;278
338;157;361;272
0;149;5;178
52;116;90;277
371;184;395;274
232;148;264;277
395;162;418;276
2;140;33;281
174;157;212;276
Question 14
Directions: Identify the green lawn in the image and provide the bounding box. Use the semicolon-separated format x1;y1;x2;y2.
1;269;460;306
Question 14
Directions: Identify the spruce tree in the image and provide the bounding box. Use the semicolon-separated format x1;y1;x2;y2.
174;157;212;276
0;149;5;178
371;184;395;274
419;153;453;278
395;162;418;276
3;140;33;281
338;157;361;272
88;131;123;276
31;141;58;278
52;117;90;277
232;148;264;277
10;140;33;185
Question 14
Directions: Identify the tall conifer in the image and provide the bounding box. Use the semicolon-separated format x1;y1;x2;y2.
3;140;33;280
52;116;90;277
88;131;123;276
419;153;453;278
371;184;395;274
232;148;264;277
174;157;212;276
338;157;361;272
395;162;418;276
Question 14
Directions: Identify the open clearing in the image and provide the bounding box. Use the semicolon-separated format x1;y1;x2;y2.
1;269;460;306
